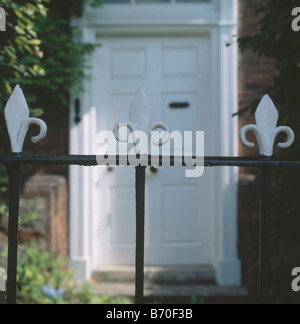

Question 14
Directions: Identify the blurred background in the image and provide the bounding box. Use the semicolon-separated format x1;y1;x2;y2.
0;0;300;304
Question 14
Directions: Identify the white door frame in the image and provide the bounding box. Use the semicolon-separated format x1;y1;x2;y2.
69;0;241;286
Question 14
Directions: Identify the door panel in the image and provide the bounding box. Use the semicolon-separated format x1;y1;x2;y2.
162;46;198;77
111;186;135;245
163;185;199;244
110;48;146;79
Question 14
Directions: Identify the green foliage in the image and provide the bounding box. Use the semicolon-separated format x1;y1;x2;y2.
29;0;101;117
16;245;70;304
0;0;101;229
238;0;300;303
1;242;132;304
238;0;300;131
0;1;104;303
0;0;48;144
0;0;101;180
0;203;36;229
54;0;102;18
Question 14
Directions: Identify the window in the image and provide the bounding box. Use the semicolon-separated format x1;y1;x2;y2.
97;0;216;26
102;0;211;4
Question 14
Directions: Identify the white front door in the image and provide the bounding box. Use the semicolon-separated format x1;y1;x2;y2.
93;36;213;266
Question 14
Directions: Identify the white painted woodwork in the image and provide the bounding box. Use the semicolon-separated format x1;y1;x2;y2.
93;37;213;269
73;0;219;28
239;95;295;156
4;85;47;153
70;0;241;286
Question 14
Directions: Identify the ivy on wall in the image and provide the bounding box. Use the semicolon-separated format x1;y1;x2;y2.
0;0;101;217
0;0;101;137
238;0;300;303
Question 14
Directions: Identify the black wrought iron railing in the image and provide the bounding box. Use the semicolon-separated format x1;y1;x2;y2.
1;86;299;305
2;155;300;304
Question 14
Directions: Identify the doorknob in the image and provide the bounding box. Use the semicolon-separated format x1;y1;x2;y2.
107;166;114;172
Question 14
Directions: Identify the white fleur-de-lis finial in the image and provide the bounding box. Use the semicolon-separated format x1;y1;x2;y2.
113;89;170;149
4;85;47;153
239;95;295;156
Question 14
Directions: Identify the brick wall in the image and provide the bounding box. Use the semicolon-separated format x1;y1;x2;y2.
20;174;68;258
0;174;68;270
23;127;68;177
17;109;69;260
238;0;277;159
238;0;277;289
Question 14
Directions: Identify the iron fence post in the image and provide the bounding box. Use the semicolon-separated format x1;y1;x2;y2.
135;165;147;304
259;166;273;304
6;162;21;305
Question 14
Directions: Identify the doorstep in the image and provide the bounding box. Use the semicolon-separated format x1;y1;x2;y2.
92;282;248;299
91;266;248;302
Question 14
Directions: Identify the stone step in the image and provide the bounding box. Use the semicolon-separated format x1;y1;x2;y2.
91;282;249;301
92;266;216;285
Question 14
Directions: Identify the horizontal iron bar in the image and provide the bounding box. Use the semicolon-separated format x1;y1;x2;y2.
0;154;299;168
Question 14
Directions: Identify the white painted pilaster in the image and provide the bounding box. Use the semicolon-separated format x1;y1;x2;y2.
69;27;97;281
212;0;241;286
